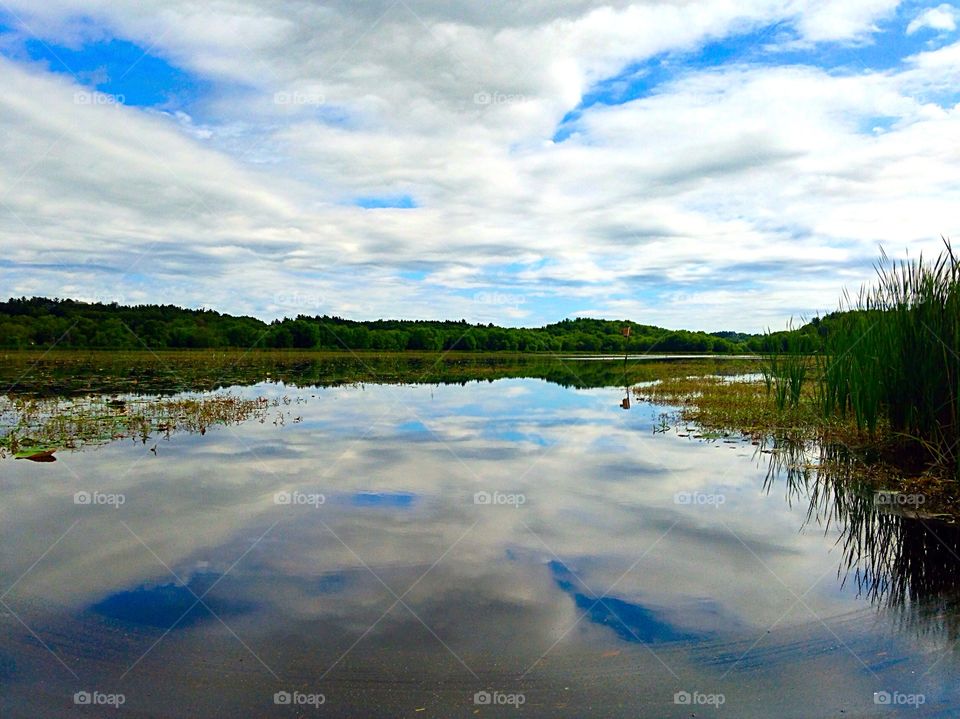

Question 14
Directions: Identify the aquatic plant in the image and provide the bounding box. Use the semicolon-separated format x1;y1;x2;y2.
762;326;808;411
0;393;270;459
819;240;960;480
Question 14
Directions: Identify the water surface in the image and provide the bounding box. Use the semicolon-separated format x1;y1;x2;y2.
2;361;958;717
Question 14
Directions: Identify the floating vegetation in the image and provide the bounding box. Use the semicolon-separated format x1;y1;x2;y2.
0;393;270;459
15;447;57;462
635;368;823;440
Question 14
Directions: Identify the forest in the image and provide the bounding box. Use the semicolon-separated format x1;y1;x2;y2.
0;297;827;353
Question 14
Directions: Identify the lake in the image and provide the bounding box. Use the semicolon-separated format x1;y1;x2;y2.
1;353;958;717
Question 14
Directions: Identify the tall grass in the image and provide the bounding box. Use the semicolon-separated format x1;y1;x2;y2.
762;327;808;411
820;240;960;479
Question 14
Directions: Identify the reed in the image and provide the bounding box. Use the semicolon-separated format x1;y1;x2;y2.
762;327;807;411
819;240;960;479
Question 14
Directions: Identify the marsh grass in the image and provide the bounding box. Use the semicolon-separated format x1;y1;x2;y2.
819;240;960;480
763;345;807;411
0;393;270;458
635;365;822;438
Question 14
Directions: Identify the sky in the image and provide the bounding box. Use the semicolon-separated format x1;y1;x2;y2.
0;1;958;332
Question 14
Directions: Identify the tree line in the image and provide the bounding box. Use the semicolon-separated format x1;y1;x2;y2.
0;297;829;353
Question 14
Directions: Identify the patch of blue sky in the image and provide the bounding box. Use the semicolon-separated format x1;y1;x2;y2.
353;194;418;209
860;114;901;135
350;491;417;508
0;15;203;109
771;4;952;74
554;23;790;142
399;269;429;281
554;4;958;143
396;419;431;435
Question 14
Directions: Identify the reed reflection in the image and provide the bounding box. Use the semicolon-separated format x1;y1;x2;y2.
763;437;960;641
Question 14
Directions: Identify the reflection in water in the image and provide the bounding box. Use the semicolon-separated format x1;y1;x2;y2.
0;351;755;396
1;375;959;717
763;438;960;642
92;574;255;629
549;561;702;644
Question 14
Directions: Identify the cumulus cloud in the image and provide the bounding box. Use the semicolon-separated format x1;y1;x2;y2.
0;1;958;330
907;3;959;34
791;0;901;43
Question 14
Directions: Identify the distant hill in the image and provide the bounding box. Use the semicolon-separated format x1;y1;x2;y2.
0;297;827;353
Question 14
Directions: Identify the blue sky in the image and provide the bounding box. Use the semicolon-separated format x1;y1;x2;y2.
555;7;943;140
0;1;958;330
12;33;200;107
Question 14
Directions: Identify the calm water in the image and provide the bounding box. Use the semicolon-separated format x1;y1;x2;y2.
2;373;959;717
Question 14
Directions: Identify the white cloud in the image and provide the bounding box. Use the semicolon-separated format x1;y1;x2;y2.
1;2;958;331
907;3;959;34
790;0;901;43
